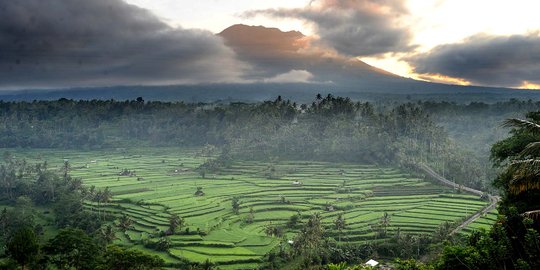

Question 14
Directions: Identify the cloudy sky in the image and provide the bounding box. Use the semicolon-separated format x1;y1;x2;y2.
1;0;540;89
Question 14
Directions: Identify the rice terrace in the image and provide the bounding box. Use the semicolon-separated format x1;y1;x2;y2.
8;147;494;269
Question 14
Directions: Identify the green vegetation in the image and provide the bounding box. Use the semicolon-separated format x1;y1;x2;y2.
0;156;165;269
1;147;490;268
1;96;539;269
2;95;531;190
461;209;498;234
6;227;39;270
428;113;540;269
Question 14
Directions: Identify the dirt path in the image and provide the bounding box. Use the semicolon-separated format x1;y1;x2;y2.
449;196;499;235
417;163;500;236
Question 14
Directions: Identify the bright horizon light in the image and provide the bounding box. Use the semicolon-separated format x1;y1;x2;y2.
105;0;540;88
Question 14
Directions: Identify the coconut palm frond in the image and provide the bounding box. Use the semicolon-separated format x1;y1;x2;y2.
509;175;540;195
519;142;540;158
507;159;540;195
509;159;540;174
502;118;540;134
522;210;540;221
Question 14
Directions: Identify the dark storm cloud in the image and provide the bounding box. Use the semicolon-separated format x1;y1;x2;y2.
218;24;395;85
408;34;540;87
0;0;246;89
244;0;414;57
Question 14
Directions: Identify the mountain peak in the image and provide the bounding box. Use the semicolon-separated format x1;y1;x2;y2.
219;24;304;38
218;24;306;54
218;24;400;83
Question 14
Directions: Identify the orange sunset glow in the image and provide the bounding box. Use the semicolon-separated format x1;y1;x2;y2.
120;0;540;89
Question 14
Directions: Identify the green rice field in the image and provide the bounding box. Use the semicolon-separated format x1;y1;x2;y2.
461;209;499;235
9;147;493;269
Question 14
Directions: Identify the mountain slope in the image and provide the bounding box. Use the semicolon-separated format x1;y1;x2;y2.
2;24;540;102
218;24;402;84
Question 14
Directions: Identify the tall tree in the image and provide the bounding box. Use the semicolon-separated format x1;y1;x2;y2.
99;245;164;270
334;213;347;243
494;117;540;225
118;215;133;232
168;214;184;234
245;207;255;224
232;197;240;215
287;211;302;228
45;228;102;270
62;160;70;180
379;211;391;237
292;213;324;260
6;227;39;270
101;187;112;204
99;225;117;244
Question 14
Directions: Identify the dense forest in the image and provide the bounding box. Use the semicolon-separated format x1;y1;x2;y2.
2;95;538;190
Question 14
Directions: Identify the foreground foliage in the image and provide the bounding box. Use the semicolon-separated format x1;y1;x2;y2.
0;159;165;269
432;112;540;269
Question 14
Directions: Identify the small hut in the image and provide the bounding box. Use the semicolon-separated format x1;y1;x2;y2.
365;259;379;267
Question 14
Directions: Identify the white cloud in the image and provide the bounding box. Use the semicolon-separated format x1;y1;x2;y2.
245;0;414;57
263;69;314;83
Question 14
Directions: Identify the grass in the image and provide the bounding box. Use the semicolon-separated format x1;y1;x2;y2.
6;147;495;269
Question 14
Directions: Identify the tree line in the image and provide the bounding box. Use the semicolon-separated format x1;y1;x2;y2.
1;95;523;189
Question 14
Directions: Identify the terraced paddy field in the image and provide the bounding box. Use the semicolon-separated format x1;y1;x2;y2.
9;147;492;269
461;209;499;235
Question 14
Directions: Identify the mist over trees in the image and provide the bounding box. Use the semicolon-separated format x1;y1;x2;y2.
1;95;535;189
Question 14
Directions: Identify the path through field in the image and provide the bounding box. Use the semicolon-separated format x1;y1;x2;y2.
417;163;500;235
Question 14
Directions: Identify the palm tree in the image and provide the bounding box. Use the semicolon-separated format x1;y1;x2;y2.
293;213;323;256
100;225;116;244
62;160;70;180
232;197;240;214
94;190;103;218
334;213;346;243
118;214;133;231
168;214;184;234
101;187;112;204
67;177;83;193
501;118;540;220
380;211;391;237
